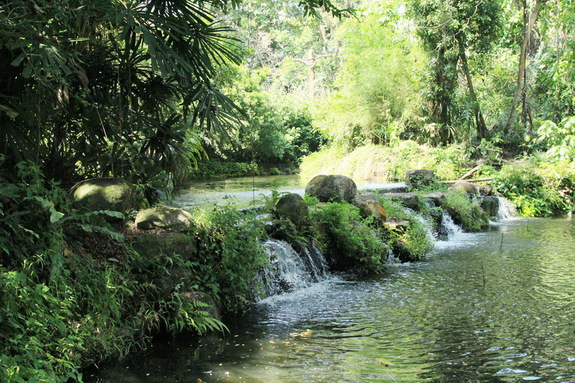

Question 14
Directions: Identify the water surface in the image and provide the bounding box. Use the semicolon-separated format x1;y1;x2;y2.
88;218;575;382
173;175;404;209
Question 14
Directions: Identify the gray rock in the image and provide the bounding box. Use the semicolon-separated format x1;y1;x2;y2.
305;175;357;203
480;196;500;217
135;206;193;231
381;192;419;210
71;178;136;214
451;181;479;196
274;193;308;226
421;192;447;207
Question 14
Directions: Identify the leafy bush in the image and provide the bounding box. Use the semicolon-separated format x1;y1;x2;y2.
377;196;435;261
0;162;230;381
492;158;575;217
190;206;269;312
189;160;258;179
441;190;489;231
309;202;388;274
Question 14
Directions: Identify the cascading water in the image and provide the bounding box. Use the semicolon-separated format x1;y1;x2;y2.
496;196;517;220
258;239;330;299
440;212;464;240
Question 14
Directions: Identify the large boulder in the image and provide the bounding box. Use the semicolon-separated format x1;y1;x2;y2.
71;178;136;214
305;175;357;203
405;169;435;190
274;193;308;226
135;206;193;231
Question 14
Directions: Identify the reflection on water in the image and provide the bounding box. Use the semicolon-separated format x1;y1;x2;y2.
173;175;405;209
173;175;306;209
88;219;575;382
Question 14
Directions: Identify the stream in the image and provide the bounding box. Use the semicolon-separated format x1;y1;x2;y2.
88;216;575;382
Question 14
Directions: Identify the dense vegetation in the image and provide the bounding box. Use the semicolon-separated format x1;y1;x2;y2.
2;0;575;381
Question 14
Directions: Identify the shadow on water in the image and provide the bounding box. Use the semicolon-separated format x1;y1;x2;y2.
87;218;575;383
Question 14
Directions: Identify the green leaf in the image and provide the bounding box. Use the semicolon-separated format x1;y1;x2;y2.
0;104;19;118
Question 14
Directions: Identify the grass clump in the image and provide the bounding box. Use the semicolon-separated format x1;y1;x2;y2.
441;190;489;232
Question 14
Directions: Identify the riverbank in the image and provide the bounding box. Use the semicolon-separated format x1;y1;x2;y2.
0;164;571;382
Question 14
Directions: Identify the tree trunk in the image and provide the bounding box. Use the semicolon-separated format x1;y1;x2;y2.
506;0;544;132
459;48;488;139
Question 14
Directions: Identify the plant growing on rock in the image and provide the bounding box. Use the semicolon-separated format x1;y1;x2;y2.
309;202;388;274
376;196;435;261
441;190;489;231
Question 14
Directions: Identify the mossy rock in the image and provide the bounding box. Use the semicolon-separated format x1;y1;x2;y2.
273;193;308;227
480;196;500;218
131;232;197;260
135;206;193;231
451;181;479;196
305;175;357;203
381;192;420;210
405;169;435;190
71;178;136;214
355;197;387;223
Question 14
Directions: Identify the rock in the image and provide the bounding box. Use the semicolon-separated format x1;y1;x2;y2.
451;181;479;196
356;198;387;222
71;178;136;214
131;232;197;258
405;169;435;190
421;192;447;207
305;175;357;203
274;193;308;226
135;206;193;231
480;196;500;217
381;192;419;210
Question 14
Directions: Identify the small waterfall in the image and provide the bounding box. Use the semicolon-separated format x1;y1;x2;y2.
258;239;330;299
438;212;464;241
497;196;517;220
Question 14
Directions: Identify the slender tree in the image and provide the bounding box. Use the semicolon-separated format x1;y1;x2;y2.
410;0;501;143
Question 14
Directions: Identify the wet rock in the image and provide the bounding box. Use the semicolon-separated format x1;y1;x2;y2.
421;192;447;207
135;206;193;231
480;196;500;218
71;178;136;214
305;175;357;203
405;169;435;190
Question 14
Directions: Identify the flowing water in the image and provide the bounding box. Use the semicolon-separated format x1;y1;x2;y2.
88;217;575;383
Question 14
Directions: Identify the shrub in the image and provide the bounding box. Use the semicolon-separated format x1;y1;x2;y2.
190;206;269;312
309;202;388;274
492;158;575;217
441;190;489;231
377;196;435;261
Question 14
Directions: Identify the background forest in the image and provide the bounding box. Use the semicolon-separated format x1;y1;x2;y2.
2;0;575;185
